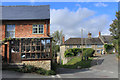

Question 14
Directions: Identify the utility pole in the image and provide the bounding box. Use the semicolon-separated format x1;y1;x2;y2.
81;29;83;61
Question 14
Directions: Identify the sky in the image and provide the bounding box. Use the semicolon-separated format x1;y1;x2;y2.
1;2;119;40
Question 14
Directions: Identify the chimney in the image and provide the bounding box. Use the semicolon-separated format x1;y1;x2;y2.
88;32;92;38
62;36;65;44
99;31;101;36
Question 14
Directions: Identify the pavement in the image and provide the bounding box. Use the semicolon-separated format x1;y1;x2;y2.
1;54;119;79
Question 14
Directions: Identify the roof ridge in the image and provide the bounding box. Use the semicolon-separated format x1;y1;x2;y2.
0;5;49;7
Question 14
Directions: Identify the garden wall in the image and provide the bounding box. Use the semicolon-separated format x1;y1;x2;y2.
22;60;51;70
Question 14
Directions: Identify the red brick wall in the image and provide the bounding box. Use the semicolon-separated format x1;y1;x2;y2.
2;20;50;38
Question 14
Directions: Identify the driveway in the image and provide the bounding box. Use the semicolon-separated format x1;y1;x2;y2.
57;54;118;78
1;54;118;79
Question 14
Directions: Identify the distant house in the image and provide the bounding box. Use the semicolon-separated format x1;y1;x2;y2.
98;32;113;45
0;5;52;70
60;32;105;64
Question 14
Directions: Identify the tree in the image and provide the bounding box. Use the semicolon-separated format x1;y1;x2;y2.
51;30;64;63
109;11;120;55
52;30;64;45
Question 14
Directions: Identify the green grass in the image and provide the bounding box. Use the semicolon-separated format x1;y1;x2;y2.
60;57;92;69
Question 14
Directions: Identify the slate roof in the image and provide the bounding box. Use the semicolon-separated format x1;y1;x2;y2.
64;38;103;45
101;35;113;43
0;5;50;20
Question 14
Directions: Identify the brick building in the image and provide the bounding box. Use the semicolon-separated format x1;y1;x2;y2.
0;5;52;70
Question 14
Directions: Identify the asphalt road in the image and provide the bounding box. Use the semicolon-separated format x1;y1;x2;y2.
1;54;119;79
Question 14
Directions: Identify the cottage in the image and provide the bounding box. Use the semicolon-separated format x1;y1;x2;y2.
0;5;52;70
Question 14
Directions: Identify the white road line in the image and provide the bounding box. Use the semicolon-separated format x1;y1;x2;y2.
56;74;61;78
51;75;55;78
109;71;114;74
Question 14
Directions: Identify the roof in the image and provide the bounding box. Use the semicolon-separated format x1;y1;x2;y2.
0;5;50;20
101;35;113;43
64;38;103;45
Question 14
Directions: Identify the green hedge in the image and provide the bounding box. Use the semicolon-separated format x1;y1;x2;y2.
83;48;95;57
64;48;82;57
104;44;113;53
64;48;95;57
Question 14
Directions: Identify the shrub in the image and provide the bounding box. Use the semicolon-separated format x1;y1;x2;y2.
64;49;74;57
83;48;95;57
64;48;82;57
46;70;56;75
35;68;46;75
16;65;56;75
104;44;113;53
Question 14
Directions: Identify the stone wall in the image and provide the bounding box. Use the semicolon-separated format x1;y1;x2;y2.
22;60;51;70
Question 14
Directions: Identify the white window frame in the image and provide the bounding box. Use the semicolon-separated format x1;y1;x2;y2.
6;25;15;38
32;24;44;34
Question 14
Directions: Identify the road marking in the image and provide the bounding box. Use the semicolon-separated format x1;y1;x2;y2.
56;74;61;78
51;75;55;78
109;71;114;74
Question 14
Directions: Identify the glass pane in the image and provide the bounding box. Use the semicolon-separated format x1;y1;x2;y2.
46;40;50;45
31;53;35;58
21;46;25;52
46;45;50;52
21;53;25;59
37;46;40;51
36;53;40;58
41;53;45;58
26;53;30;59
6;25;15;31
26;46;30;52
46;53;50;58
31;46;35;52
33;28;37;33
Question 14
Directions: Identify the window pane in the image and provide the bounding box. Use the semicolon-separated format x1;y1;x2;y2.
41;53;45;58
26;53;30;59
6;25;15;38
31;53;35;58
36;53;40;58
21;53;25;59
33;28;37;33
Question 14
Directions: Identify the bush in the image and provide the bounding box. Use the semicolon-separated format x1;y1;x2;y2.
64;48;82;57
46;70;56;75
35;68;46;75
64;49;74;57
104;44;113;53
83;48;95;57
17;65;56;75
64;48;94;57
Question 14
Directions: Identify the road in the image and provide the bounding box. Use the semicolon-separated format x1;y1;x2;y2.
1;54;119;79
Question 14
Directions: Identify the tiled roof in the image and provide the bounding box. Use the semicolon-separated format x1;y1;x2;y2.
0;5;50;20
101;35;113;43
64;38;103;45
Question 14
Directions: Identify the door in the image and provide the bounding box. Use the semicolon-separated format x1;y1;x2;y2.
5;44;7;62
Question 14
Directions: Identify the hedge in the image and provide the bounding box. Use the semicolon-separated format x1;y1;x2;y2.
64;48;95;57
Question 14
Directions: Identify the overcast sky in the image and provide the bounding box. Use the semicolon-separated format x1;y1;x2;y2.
1;2;118;40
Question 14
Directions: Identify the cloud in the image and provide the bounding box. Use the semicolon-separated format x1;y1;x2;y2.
50;7;110;40
94;2;108;7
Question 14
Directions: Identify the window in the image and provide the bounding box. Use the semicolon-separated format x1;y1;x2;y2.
69;45;73;48
97;50;101;53
86;45;92;48
33;24;44;34
77;45;81;48
6;25;15;38
97;45;103;48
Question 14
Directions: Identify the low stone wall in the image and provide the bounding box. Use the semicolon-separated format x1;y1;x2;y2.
63;56;76;64
22;60;51;70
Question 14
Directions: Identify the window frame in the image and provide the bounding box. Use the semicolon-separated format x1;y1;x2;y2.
97;45;103;48
32;24;44;34
6;24;15;38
